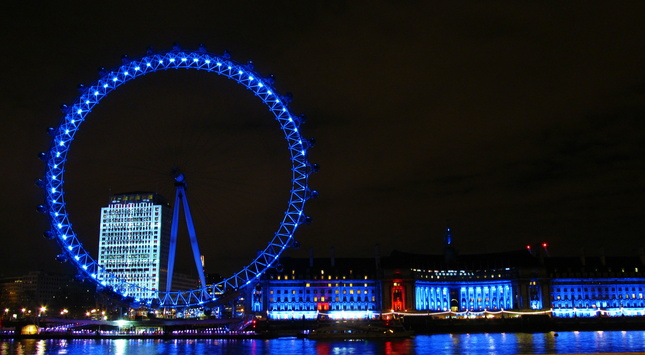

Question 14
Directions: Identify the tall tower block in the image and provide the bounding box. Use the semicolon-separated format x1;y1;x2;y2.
97;192;171;301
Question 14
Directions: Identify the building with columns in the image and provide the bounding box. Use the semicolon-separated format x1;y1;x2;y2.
250;231;645;320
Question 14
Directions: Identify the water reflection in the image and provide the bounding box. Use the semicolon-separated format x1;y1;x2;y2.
1;331;645;354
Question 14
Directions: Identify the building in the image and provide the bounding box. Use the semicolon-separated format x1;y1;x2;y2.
547;254;645;317
250;232;645;320
0;276;23;312
97;192;172;301
258;251;382;320
0;271;96;318
381;247;548;315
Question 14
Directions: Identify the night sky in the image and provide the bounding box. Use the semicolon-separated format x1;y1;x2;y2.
2;1;645;278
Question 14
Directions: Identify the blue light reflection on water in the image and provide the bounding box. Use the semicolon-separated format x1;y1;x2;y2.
1;331;645;355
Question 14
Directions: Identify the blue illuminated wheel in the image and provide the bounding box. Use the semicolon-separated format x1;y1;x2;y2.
38;45;316;308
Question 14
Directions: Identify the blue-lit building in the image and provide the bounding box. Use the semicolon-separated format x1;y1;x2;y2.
381;247;547;315
251;233;645;320
547;255;645;317
97;192;172;301
257;252;381;320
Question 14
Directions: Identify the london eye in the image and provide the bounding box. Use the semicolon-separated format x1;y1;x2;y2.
37;45;317;308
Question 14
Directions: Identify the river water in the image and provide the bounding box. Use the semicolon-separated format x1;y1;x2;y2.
1;331;644;354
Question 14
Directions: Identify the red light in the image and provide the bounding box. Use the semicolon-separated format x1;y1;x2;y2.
542;243;548;248
526;245;531;250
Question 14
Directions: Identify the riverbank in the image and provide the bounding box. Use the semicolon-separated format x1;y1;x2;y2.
402;315;645;334
2;316;645;339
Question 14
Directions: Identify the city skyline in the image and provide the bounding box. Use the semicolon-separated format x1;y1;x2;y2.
2;2;645;278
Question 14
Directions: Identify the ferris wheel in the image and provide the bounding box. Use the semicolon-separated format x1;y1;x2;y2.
37;44;318;308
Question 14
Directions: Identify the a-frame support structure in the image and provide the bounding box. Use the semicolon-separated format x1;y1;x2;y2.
165;169;208;293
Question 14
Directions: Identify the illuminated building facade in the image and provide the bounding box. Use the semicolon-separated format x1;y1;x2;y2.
547;255;645;317
97;192;171;301
384;248;546;314
254;237;645;320
259;254;381;320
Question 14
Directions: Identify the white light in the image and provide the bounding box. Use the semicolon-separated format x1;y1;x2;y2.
146;63;152;66
85;100;90;104
134;66;140;70
74;256;80;261
94;91;99;95
61;234;67;240
82;265;88;270
67;246;73;250
59;141;64;146
77;109;82;114
65;129;70;134
112;78;118;82
193;58;198;62
124;71;129;76
259;83;264;87
249;76;254;80
169;58;175;62
51;187;56;193
205;59;211;64
57;223;62;229
103;84;108;88
181;58;187;61
56;152;60;157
